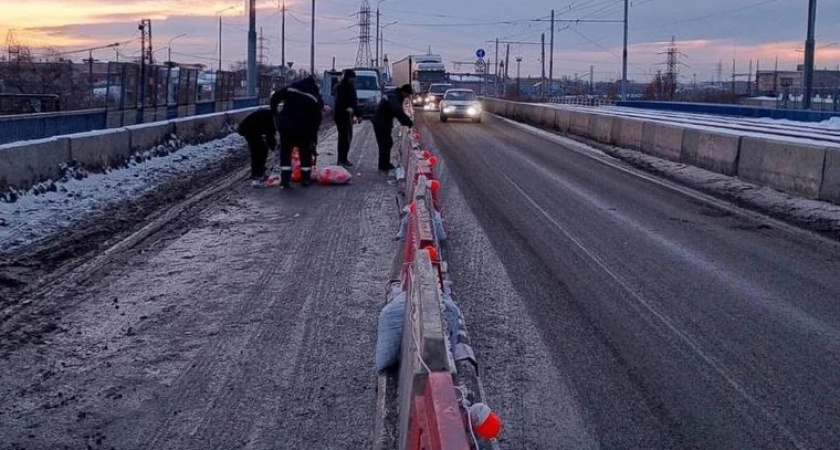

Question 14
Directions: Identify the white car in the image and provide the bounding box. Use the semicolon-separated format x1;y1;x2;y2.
439;89;482;123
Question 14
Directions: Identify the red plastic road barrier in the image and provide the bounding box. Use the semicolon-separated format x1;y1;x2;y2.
401;194;436;285
407;372;471;450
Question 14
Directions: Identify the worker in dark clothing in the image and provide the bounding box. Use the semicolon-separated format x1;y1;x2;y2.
237;108;277;186
333;69;361;167
371;84;414;171
270;76;325;188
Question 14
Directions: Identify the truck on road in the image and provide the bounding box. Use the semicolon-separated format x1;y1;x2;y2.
321;68;383;117
391;53;447;105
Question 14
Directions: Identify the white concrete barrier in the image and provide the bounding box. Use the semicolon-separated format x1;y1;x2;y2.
569;111;593;137
128;122;176;153
641;122;685;161
738;137;827;199
0;137;71;190
69;128;131;170
820;149;840;203
554;108;571;133
612;117;644;150
173;112;228;143
681;129;741;176
588;114;614;144
503;101;513;118
521;103;539;123
539;107;557;129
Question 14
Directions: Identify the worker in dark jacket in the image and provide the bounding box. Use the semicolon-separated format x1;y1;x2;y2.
371;84;414;171
237;108;277;186
333;69;361;166
270;76;325;188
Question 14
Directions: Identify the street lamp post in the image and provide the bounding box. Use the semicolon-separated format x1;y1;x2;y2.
167;33;187;67
803;0;818;109
516;56;522;99
310;0;315;75
166;34;187;105
217;6;237;73
380;21;397;71
376;0;388;68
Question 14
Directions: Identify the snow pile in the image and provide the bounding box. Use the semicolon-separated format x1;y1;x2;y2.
0;133;245;252
751;116;840;130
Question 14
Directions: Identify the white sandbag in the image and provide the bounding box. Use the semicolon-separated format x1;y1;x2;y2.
433;210;446;241
374;291;406;371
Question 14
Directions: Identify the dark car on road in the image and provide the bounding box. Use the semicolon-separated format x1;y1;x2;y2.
422;83;453;111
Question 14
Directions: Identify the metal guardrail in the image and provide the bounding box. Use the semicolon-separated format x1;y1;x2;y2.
0;97;263;145
0;109;106;145
615;100;840;122
548;96;616;107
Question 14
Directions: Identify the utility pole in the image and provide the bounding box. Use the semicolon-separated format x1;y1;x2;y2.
138;19;152;111
258;27;266;66
748;59;753;96
590;65;594;94
376;1;387;68
803;0;817;109
549;9;554;97
310;0;316;75
505;43;510;96
516;56;522;98
731;58;736;95
247;0;257;97
495;37;499;96
281;1;286;69
541;33;546;97
621;0;629;100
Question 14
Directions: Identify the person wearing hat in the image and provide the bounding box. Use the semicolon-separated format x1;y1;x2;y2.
333;69;361;167
371;84;414;172
270;75;326;188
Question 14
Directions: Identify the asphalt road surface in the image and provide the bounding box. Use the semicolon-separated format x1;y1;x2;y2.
420;112;840;450
0;124;398;450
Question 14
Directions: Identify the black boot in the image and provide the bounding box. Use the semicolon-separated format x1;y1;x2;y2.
301;170;313;187
280;170;292;189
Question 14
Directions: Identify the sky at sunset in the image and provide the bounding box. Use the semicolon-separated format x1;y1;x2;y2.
2;0;839;83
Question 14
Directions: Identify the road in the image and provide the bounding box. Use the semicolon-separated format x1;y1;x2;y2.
420;112;840;450
0;125;397;450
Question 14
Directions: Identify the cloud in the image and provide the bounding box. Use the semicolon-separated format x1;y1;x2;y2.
2;0;838;82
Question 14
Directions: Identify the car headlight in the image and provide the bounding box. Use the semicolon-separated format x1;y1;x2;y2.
443;105;456;114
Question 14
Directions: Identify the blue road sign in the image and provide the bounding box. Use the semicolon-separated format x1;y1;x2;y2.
476;48;486;59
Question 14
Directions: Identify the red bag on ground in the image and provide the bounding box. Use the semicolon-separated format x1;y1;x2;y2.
313;165;353;185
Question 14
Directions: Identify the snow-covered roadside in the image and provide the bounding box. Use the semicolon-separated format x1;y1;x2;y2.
0;133;246;253
751;116;840;130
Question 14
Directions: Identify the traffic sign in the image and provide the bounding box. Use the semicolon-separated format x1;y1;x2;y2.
474;58;486;74
476;48;486;59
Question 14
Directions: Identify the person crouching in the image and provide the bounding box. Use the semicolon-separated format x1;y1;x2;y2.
237;108;277;187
